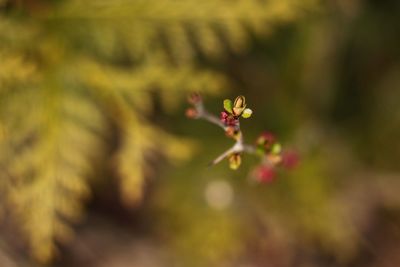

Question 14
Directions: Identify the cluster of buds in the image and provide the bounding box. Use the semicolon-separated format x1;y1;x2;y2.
185;92;202;119
251;131;299;183
220;95;253;140
251;150;300;183
221;95;253;121
186;93;298;184
256;132;282;165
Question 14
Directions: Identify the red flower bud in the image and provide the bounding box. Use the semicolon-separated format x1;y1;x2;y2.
185;108;198;118
254;165;276;183
281;150;299;169
261;131;275;144
220;111;239;127
225;126;236;138
188;92;202;105
220;111;229;120
256;131;276;152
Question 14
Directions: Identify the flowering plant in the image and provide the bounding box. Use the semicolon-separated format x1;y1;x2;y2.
186;93;298;183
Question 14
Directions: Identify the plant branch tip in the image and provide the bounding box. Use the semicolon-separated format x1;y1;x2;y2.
186;93;299;183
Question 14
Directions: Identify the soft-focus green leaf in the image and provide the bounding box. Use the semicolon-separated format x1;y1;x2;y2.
223;99;233;113
271;143;282;155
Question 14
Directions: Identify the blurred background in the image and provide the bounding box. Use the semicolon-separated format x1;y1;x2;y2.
1;0;400;266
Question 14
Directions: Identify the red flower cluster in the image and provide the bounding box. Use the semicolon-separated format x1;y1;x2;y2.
252;132;300;184
220;111;239;127
185;93;202;119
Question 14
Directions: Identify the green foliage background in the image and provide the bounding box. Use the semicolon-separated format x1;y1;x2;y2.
1;0;400;266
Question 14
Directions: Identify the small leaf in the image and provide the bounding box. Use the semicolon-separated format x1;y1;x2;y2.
271;143;282;155
241;108;252;118
223;99;233;113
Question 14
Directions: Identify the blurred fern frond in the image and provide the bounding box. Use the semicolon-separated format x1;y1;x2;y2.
1;84;105;262
0;0;316;263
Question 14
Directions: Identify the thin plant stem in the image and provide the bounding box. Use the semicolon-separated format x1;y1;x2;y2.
192;98;258;165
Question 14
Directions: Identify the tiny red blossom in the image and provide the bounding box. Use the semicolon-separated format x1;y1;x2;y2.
259;132;275;145
220;111;229;120
256;131;277;154
185;108;198;118
220;111;239;127
225;126;236;138
254;165;276;183
188;92;202;105
281;150;300;169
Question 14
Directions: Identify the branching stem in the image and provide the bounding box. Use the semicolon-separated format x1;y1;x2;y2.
193;99;257;165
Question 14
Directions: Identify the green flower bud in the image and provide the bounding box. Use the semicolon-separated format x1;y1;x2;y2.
271;143;282;155
241;108;253;118
228;153;242;170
